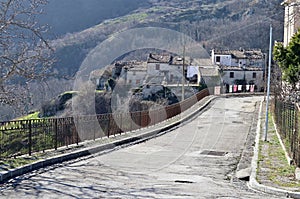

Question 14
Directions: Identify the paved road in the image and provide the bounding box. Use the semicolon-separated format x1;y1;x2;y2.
0;97;281;198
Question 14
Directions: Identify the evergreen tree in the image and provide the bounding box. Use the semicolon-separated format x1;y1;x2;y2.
273;31;300;88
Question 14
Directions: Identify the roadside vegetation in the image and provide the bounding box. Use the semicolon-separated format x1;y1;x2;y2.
274;31;300;89
257;110;300;190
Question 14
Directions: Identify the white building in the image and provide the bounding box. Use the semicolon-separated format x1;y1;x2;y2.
193;58;221;94
211;49;265;92
111;53;205;91
211;49;265;68
121;61;147;88
219;66;264;91
146;53;173;84
146;53;193;85
282;0;300;47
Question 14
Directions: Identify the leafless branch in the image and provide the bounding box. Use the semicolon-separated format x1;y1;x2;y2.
0;0;54;112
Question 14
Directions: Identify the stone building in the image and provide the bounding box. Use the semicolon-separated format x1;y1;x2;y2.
146;53;192;85
121;61;147;88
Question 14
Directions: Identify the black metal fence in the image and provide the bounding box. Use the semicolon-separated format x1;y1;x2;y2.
0;89;209;158
273;97;300;166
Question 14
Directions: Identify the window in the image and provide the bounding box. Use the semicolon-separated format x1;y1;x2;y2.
128;80;132;83
133;71;136;76
252;72;256;78
136;79;140;84
229;72;234;78
156;64;160;70
216;56;220;63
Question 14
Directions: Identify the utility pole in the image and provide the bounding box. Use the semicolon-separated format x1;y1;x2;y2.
264;53;268;101
264;25;273;141
182;44;186;101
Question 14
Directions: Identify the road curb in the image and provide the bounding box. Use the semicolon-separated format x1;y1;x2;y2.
248;100;300;198
0;95;217;184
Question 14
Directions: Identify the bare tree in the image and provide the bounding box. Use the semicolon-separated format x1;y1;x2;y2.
0;0;53;106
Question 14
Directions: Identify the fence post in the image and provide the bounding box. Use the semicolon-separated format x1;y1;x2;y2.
54;119;58;150
28;120;32;156
283;102;286;138
107;114;111;138
130;113;133;131
294;106;296;164
292;104;296;163
120;113;123;134
93;119;96;141
76;117;79;145
296;107;300;166
282;102;284;136
290;104;293;144
139;111;142;129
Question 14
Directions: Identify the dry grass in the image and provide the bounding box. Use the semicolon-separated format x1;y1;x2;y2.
257;111;300;190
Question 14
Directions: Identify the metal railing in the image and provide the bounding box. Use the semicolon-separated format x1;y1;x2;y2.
0;89;209;158
273;97;300;166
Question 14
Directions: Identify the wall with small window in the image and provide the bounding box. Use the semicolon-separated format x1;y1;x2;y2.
155;64;160;70
126;69;147;88
213;54;232;65
146;62;186;84
147;63;170;75
223;70;245;85
222;70;264;91
245;71;263;82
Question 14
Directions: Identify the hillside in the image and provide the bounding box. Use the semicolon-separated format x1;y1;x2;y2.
39;0;150;37
47;0;284;77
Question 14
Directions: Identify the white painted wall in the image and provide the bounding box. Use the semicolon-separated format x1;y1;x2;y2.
213;54;232;65
284;3;295;47
212;50;264;68
147;63;184;84
222;70;264;90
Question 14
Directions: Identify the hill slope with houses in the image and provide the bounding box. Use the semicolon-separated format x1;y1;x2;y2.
48;0;284;77
3;0;285;120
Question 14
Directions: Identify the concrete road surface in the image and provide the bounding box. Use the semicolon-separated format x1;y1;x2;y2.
0;97;281;198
